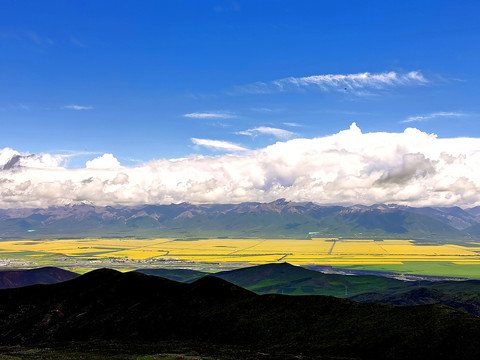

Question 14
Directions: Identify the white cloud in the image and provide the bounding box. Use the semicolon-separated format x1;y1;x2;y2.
19;154;66;169
234;71;427;94
401;112;465;123
191;138;248;152
0;148;19;167
85;154;122;169
237;126;295;139
3;124;480;208
64;104;93;110
0;148;66;170
184;112;235;119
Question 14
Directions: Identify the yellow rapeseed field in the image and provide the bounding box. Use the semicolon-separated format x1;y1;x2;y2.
1;237;480;268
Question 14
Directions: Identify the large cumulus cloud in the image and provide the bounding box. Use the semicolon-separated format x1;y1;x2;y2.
1;123;480;208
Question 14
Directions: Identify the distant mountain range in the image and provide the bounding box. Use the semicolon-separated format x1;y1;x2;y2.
2;199;480;241
1;267;480;359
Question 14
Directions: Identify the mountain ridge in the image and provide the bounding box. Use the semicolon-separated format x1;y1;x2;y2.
1;199;479;241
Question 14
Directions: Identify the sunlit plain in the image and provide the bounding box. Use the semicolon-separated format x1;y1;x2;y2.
1;238;480;276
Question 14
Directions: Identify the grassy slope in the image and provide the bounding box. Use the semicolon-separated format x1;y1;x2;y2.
135;268;207;283
213;262;410;297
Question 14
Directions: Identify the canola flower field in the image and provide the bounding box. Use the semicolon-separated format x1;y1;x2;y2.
1;237;480;276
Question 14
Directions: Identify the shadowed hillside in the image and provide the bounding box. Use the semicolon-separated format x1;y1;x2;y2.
0;266;79;289
140;262;480;316
352;279;480;316
1;269;480;359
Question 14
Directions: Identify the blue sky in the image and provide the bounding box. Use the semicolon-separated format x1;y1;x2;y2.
1;1;480;207
1;1;479;165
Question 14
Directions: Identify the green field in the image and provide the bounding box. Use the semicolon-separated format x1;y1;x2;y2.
342;261;480;278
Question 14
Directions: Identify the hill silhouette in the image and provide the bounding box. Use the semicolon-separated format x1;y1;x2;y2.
140;262;480;317
352;279;480;316
3;264;480;319
0;266;79;289
1;269;480;359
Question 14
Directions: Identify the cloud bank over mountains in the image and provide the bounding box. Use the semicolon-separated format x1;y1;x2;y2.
1;123;480;208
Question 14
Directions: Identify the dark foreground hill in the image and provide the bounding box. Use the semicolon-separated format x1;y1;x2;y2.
0;266;79;289
1;269;480;359
137;262;480;317
4;264;480;319
351;279;480;316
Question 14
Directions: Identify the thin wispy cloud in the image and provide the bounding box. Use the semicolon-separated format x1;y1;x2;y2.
64;104;93;110
237;126;295;139
401;112;465;123
283;122;303;128
250;107;283;113
27;32;54;46
54;150;101;158
191;138;248;152
70;36;86;48
18;104;31;111
184;111;236;119
0;31;54;46
233;71;427;95
213;0;241;13
55;150;102;160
